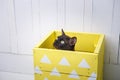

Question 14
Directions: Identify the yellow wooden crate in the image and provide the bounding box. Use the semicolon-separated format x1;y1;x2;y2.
33;31;104;80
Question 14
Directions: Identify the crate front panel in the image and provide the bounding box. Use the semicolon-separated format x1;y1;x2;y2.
34;71;97;80
34;49;98;77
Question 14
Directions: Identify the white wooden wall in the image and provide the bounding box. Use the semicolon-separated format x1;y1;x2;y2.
0;0;120;80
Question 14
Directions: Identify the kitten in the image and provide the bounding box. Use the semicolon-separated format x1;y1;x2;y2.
53;29;77;51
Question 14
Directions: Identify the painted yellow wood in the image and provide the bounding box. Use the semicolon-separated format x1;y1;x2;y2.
35;71;96;80
33;30;104;80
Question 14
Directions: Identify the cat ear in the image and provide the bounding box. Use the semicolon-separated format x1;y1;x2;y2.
61;29;65;35
69;37;77;46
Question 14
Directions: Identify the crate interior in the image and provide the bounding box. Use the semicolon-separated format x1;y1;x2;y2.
39;31;100;53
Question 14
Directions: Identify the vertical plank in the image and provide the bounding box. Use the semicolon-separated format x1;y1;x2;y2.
57;0;65;29
83;0;92;32
92;0;114;64
39;0;57;39
118;33;120;64
32;0;41;46
8;0;18;53
65;0;84;32
0;0;10;52
14;0;34;54
111;0;120;64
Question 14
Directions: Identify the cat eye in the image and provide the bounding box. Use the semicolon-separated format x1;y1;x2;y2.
60;40;65;44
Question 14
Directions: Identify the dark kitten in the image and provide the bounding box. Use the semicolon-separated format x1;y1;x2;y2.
53;29;77;51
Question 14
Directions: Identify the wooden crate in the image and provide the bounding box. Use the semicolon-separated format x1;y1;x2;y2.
33;31;104;80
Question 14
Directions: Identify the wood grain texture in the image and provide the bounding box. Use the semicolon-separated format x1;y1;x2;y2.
32;0;41;46
8;0;18;53
65;0;84;31
57;0;66;29
0;0;120;71
83;0;92;32
111;0;120;64
0;0;120;80
39;0;57;39
14;0;34;54
92;0;114;64
0;0;10;52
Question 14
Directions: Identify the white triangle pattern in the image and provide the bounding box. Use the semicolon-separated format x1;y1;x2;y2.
50;67;61;76
91;72;97;77
38;56;95;79
78;59;90;68
59;57;70;66
44;77;48;80
34;66;42;74
69;70;80;79
40;54;51;64
88;77;96;80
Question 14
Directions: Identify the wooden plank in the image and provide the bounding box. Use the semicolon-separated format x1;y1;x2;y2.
31;0;41;46
14;0;34;54
0;53;34;74
118;33;120;64
57;0;65;29
39;0;57;39
8;0;18;53
83;0;92;32
0;71;34;80
0;0;10;52
92;0;114;64
111;0;120;64
65;0;84;31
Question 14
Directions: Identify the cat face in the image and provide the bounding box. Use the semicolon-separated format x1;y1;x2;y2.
53;29;77;51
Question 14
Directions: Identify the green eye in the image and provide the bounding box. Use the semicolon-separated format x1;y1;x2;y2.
61;40;65;44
